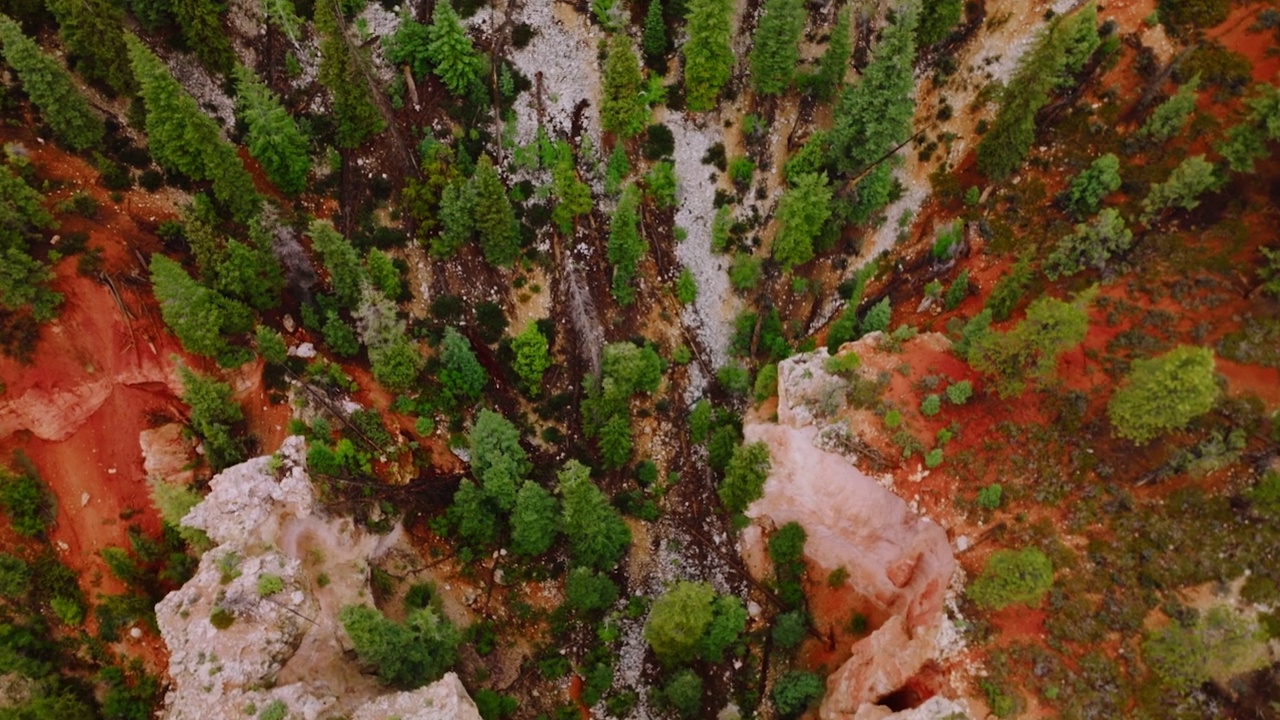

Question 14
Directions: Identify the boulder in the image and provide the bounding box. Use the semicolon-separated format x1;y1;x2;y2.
819;615;938;719
351;673;483;720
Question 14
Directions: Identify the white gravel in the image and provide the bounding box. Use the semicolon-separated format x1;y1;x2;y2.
669;114;738;371
507;1;604;148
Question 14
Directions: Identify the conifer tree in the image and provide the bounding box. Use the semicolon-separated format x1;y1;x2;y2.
439;327;488;405
0;14;104;151
511;323;552;395
44;0;134;95
426;0;482;97
1139;75;1200;143
126;35;260;221
1108;345;1217;445
432;179;476;259
917;0;963;47
557;461;631;571
601;35;648;138
510;481;558;557
607;185;647;306
150;254;253;361
1141;154;1221;222
812;7;850;101
749;0;805;96
170;0;235;76
316;0;386;148
472;155;519;266
682;0;734;111
234;66;311;195
308;219;366;308
642;0;668;60
771;172;831;270
828;7;917;220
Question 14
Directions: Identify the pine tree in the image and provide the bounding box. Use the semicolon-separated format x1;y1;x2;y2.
812;7;850;101
365;248;400;299
308;219;366;308
468;408;529;512
607;185;647;306
682;0;734;111
431;178;476;259
510;481;558;557
316;0;386;148
150;254;252;361
1108;345;1218;445
1139;75;1200;143
214;238;282;310
126;35;259;220
1141;154;1221;222
511;323;551;395
170;0;235;76
44;0;134;95
642;0;668;60
771;172;832;270
557;461;631;571
917;0;963;47
749;0;805;96
426;0;482;97
601;35;648;138
0;14;104;151
439;327;488;405
234;66;311;195
472;155;519;266
828;8;917;221
177;364;245;470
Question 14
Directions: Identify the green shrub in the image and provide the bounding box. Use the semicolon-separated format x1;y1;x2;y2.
772;670;824;717
257;574;285;597
976;483;1003;510
210;606;235;629
257;700;288;720
661;669;703;719
945;380;972;405
339;604;460;688
772;610;807;650
968;548;1054;609
924;448;943;468
0;468;51;537
1108;346;1218;445
921;394;941;416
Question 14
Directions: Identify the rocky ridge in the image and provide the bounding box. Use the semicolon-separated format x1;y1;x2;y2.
156;436;482;720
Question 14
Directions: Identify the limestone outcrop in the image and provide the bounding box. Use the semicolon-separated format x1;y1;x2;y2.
156;436;482;720
742;341;968;720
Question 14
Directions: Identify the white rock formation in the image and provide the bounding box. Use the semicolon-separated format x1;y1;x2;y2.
742;344;969;720
156;436;483;720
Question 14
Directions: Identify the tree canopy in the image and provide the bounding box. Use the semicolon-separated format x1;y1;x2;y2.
682;0;734;111
0;14;104;151
1108;345;1218;445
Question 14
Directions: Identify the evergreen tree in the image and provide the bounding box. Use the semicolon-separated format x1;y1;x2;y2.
968;293;1091;398
1140;154;1221;222
177;364;245;470
214;238;282;310
449;478;498;546
316;0;386;148
468;409;529;512
308;219;366;308
601;35;648;138
151;254;252;362
918;0;964;47
550;141;593;233
607;185;647;306
1044;208;1131;279
472;155;519;266
510;481;558;557
431;178;476;259
44;0;134;95
557;460;631;571
1108;345;1217;445
170;0;235;76
642;0;668;60
645;581;714;666
369;336;423;391
975;7;1098;180
771;172;832;270
439;327;488;405
812;7;850;101
860;296;891;335
234;66;311;195
1217;84;1280;173
126;35;259;221
426;0;483;97
718;442;770;514
385;14;433;80
682;0;734;111
1064;153;1121;217
828;8;917;221
597;414;634;469
1139;75;1200;143
749;0;805;96
0;14;104;151
338;604;459;689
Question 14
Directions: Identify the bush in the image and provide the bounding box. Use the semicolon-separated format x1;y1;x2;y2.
339;604;460;688
945;380;972;405
924;448;943;468
977;483;1003;509
772;610;807;650
257;574;284;596
257;700;288;720
0;468;51;537
1108;346;1217;445
921;394;941;416
968;548;1054;609
661;669;702;719
772;670;824;717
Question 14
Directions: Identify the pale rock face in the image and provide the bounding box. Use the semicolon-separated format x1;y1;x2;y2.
850;696;972;720
139;423;196;486
743;344;966;720
741;423;954;628
156;436;483;720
